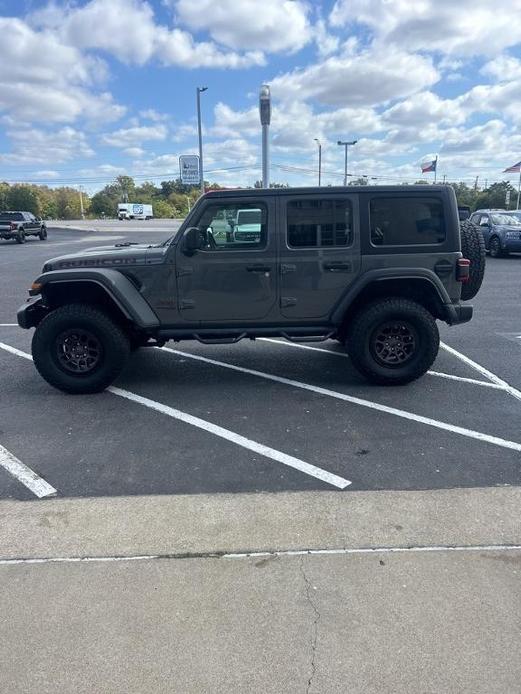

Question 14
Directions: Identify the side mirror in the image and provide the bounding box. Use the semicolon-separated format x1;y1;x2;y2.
182;226;203;255
479;220;489;227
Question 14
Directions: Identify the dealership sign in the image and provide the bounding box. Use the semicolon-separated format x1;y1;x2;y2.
179;155;200;185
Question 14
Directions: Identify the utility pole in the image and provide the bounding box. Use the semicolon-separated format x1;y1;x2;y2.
474;175;479;191
442;174;446;183
196;86;207;195
314;138;322;186
337;140;357;186
259;84;271;188
78;185;84;220
517;168;521;210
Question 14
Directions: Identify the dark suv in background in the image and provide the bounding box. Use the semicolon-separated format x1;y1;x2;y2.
469;209;521;257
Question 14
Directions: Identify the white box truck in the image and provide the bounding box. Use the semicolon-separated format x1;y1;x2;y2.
117;203;153;220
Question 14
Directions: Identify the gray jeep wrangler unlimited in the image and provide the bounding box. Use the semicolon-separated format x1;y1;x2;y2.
17;186;485;394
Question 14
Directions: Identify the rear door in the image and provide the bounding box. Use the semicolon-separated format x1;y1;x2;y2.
278;193;360;320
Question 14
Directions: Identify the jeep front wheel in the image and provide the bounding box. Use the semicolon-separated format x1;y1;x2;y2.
346;298;439;385
32;303;130;394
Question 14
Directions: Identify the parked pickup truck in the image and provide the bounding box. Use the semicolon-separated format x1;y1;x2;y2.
0;211;47;243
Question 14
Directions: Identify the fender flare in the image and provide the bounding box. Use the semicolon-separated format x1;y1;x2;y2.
31;268;160;329
330;268;452;324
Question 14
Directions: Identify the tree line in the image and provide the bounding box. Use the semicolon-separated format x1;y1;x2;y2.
0;176;518;219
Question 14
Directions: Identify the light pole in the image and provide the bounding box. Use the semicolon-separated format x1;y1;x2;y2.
337;139;357;186
196;86;207;195
259;84;271;188
314;138;322;186
78;185;84;220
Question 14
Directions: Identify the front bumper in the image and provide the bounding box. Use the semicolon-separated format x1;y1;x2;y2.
444;302;473;326
503;239;521;252
17;298;47;329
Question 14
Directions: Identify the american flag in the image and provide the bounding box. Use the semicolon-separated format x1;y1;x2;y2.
503;161;521;173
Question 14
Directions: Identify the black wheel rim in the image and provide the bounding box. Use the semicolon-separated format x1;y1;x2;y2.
490;239;499;255
55;329;102;374
370;320;417;367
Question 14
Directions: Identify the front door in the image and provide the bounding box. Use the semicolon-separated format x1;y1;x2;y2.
279;194;360;320
175;196;277;323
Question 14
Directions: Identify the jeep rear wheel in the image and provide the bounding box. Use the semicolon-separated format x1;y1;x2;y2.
32;303;130;394
459;219;485;300
346;298;439;385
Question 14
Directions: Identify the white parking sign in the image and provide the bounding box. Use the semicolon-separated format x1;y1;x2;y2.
179;155;200;185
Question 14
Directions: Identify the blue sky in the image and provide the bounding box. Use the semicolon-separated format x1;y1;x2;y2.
1;0;521;192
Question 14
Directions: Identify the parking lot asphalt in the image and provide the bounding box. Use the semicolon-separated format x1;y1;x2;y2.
1;227;520;501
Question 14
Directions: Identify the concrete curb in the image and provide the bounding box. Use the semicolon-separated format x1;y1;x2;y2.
1;486;520;560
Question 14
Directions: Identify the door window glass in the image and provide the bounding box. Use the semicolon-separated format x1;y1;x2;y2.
370;197;446;246
287;199;352;248
194;202;267;250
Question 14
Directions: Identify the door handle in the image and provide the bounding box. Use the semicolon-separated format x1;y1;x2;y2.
323;261;351;272
246;265;271;273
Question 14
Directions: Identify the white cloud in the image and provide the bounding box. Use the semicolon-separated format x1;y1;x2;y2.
174;0;311;53
0;127;94;165
123;147;146;157
33;0;264;69
270;47;439;106
0;16;124;124
139;109;169;122
382;91;465;128
330;0;521;56
481;54;521;82
101;124;168;148
313;18;340;58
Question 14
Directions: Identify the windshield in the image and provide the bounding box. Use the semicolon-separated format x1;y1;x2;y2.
491;213;521;225
0;212;23;220
237;210;261;225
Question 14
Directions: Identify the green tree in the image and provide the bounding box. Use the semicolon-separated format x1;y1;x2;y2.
7;185;40;215
0;182;9;211
90;192;115;217
153;200;175;218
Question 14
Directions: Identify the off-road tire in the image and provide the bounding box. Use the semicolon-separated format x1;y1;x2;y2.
39;226;47;240
16;229;25;244
489;236;503;258
459;220;485;300
346;297;439;386
32;303;130;394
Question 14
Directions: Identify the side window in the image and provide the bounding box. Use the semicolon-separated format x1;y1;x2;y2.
195;202;267;250
479;215;489;226
370;197;446;246
287;198;352;248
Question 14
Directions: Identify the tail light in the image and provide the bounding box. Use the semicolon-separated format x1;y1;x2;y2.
10;222;17;230
457;258;470;283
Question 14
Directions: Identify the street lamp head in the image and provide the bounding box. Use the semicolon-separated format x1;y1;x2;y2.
198;86;208;93
259;83;271;126
338;139;357;146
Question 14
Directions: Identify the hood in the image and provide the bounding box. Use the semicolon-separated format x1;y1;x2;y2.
42;242;166;272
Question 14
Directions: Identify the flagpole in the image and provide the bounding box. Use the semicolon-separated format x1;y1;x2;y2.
434;156;438;184
517;167;521;210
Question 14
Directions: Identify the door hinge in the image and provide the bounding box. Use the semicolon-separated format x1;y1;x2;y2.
281;297;297;308
180;299;195;310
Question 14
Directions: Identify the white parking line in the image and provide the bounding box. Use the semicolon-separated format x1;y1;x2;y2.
259;338;497;389
440;342;521;402
162;347;521;453
0;342;350;490
0;443;57;498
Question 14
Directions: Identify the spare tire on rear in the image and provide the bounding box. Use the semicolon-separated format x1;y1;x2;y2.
459;219;485;301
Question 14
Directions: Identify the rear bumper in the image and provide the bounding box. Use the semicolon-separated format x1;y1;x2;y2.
444;302;473;326
17;298;47;329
